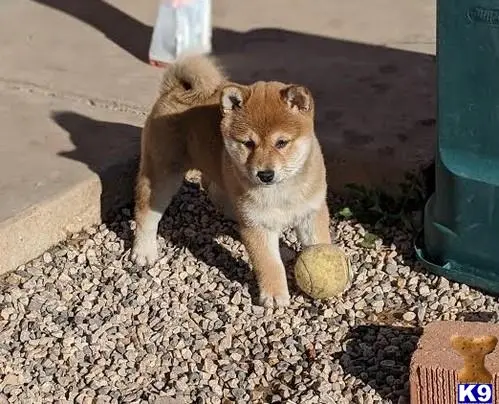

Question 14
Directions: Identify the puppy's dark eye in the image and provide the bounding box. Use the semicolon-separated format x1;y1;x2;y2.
243;140;255;149
275;139;289;149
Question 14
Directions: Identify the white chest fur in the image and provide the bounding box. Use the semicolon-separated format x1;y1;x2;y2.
238;181;325;231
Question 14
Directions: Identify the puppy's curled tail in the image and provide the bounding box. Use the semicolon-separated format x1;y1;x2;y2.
159;55;226;104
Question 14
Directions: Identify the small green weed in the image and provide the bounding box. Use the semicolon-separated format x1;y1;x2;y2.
335;168;431;233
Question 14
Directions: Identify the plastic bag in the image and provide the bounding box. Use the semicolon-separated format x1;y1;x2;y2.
149;0;212;66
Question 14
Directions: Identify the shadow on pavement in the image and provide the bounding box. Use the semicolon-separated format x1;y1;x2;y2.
32;0;153;62
52;111;141;224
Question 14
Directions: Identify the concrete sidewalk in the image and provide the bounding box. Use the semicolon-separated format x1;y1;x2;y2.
0;0;436;273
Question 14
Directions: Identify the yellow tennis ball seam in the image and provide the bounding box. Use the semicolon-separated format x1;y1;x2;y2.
299;254;315;297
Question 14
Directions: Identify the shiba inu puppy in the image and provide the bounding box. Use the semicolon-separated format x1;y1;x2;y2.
132;55;332;307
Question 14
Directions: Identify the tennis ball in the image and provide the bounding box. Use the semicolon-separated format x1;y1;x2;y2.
294;244;352;299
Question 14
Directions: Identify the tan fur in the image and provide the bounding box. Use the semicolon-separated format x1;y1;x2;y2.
131;55;333;307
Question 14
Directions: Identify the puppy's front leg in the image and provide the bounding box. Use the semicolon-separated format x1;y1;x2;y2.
240;226;290;307
295;201;332;247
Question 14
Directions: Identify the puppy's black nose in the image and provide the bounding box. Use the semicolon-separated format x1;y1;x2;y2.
257;170;275;183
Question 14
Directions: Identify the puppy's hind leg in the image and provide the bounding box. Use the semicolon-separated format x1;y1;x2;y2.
131;172;183;266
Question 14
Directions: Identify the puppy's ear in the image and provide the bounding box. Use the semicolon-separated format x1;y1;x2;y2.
281;85;313;112
221;85;245;113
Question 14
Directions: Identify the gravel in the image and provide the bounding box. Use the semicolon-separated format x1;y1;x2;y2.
1;179;498;404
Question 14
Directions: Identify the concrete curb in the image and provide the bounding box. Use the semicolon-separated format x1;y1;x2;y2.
0;157;138;275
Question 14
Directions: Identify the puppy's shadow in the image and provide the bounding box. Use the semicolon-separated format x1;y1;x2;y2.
158;181;262;300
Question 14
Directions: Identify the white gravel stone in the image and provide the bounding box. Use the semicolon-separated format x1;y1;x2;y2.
42;252;52;264
403;311;416;322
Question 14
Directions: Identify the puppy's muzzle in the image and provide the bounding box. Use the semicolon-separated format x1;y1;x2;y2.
257;170;275;184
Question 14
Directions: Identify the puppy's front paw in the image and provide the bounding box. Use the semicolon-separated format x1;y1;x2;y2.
259;290;291;308
131;238;159;267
